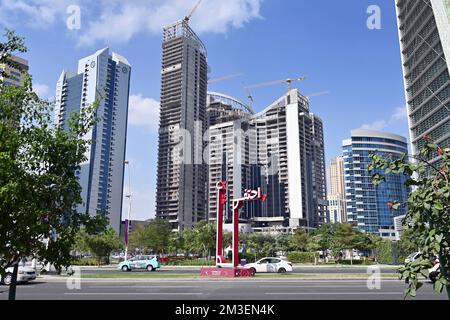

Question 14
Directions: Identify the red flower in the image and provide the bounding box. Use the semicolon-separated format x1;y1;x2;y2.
438;148;444;156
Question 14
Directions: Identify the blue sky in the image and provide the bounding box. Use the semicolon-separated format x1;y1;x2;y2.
0;0;410;221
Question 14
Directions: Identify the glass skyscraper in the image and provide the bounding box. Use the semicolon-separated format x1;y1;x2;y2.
54;48;131;233
342;129;409;234
396;0;450;164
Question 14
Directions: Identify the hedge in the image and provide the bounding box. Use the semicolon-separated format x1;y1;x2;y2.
287;252;315;263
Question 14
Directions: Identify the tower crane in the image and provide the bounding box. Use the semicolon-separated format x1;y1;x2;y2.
244;77;306;93
208;73;243;84
184;0;203;23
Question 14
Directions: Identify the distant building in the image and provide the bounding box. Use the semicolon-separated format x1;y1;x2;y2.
208;89;327;232
155;20;208;231
393;214;406;241
342;129;409;234
328;156;347;223
396;0;450;166
327;193;346;224
54;48;131;233
0;54;28;87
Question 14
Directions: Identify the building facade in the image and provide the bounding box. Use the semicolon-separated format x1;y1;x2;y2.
342;129;409;234
208;89;327;232
327;156;347;223
327;193;346;224
54;48;131;233
155;20;208;230
0;54;28;87
396;0;450;164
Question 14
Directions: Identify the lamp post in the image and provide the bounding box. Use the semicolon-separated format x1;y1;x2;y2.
124;160;132;261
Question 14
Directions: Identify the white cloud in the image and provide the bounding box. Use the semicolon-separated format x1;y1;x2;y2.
360;120;387;131
33;82;50;98
0;0;264;46
0;0;76;28
359;106;408;131
128;94;160;131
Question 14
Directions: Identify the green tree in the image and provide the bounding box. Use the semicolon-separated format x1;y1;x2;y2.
370;139;450;298
194;221;216;259
311;224;336;262
0;30;100;299
289;229;309;252
128;224;145;253
82;227;123;265
306;234;322;265
142;219;172;254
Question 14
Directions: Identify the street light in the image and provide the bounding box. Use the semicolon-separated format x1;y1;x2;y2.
124;160;132;261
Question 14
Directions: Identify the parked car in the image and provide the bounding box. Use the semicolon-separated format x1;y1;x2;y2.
404;252;422;264
428;257;440;283
118;255;161;272
1;266;36;285
244;257;293;274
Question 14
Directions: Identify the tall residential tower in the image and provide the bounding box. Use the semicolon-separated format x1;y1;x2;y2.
342;129;409;234
396;0;450;163
156;20;208;230
55;48;131;233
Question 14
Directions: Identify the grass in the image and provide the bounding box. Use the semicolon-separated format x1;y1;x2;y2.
80;273;400;279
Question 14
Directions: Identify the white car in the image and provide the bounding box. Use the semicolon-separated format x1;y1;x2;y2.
244;257;293;274
1;266;37;285
404;252;422;264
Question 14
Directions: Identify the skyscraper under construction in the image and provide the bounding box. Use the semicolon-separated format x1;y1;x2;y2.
155;20;208;230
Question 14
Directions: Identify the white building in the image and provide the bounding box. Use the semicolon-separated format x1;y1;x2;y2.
54;48;131;233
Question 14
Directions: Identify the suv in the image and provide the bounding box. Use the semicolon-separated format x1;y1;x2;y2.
118;255;160;272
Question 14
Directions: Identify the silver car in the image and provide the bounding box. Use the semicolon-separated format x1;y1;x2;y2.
1;266;37;285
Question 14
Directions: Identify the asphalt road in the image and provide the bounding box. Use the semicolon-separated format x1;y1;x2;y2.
79;266;399;275
0;277;446;300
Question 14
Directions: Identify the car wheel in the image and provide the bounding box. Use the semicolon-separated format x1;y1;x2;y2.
249;268;256;276
278;267;286;274
147;265;155;272
121;265;129;272
3;273;12;286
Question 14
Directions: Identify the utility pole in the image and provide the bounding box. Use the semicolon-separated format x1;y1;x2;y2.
124;160;132;261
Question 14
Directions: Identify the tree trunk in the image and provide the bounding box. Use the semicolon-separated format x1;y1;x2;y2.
350;250;353;265
8;263;18;301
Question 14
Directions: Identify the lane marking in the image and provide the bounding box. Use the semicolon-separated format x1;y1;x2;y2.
88;285;203;289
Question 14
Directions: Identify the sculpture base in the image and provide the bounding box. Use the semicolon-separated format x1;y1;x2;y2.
200;267;255;278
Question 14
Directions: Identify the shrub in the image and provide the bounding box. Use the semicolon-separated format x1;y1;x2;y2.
71;258;99;266
287;252;315;263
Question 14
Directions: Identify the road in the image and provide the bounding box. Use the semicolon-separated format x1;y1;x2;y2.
0;277;447;300
79;265;399;275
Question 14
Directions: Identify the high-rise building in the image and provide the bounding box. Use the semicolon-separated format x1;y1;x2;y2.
0;54;28;87
54;48;131;233
327;156;347;223
342;129;409;234
396;0;450;164
208;89;327;232
155;20;208;230
327;194;346;224
330;156;345;196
